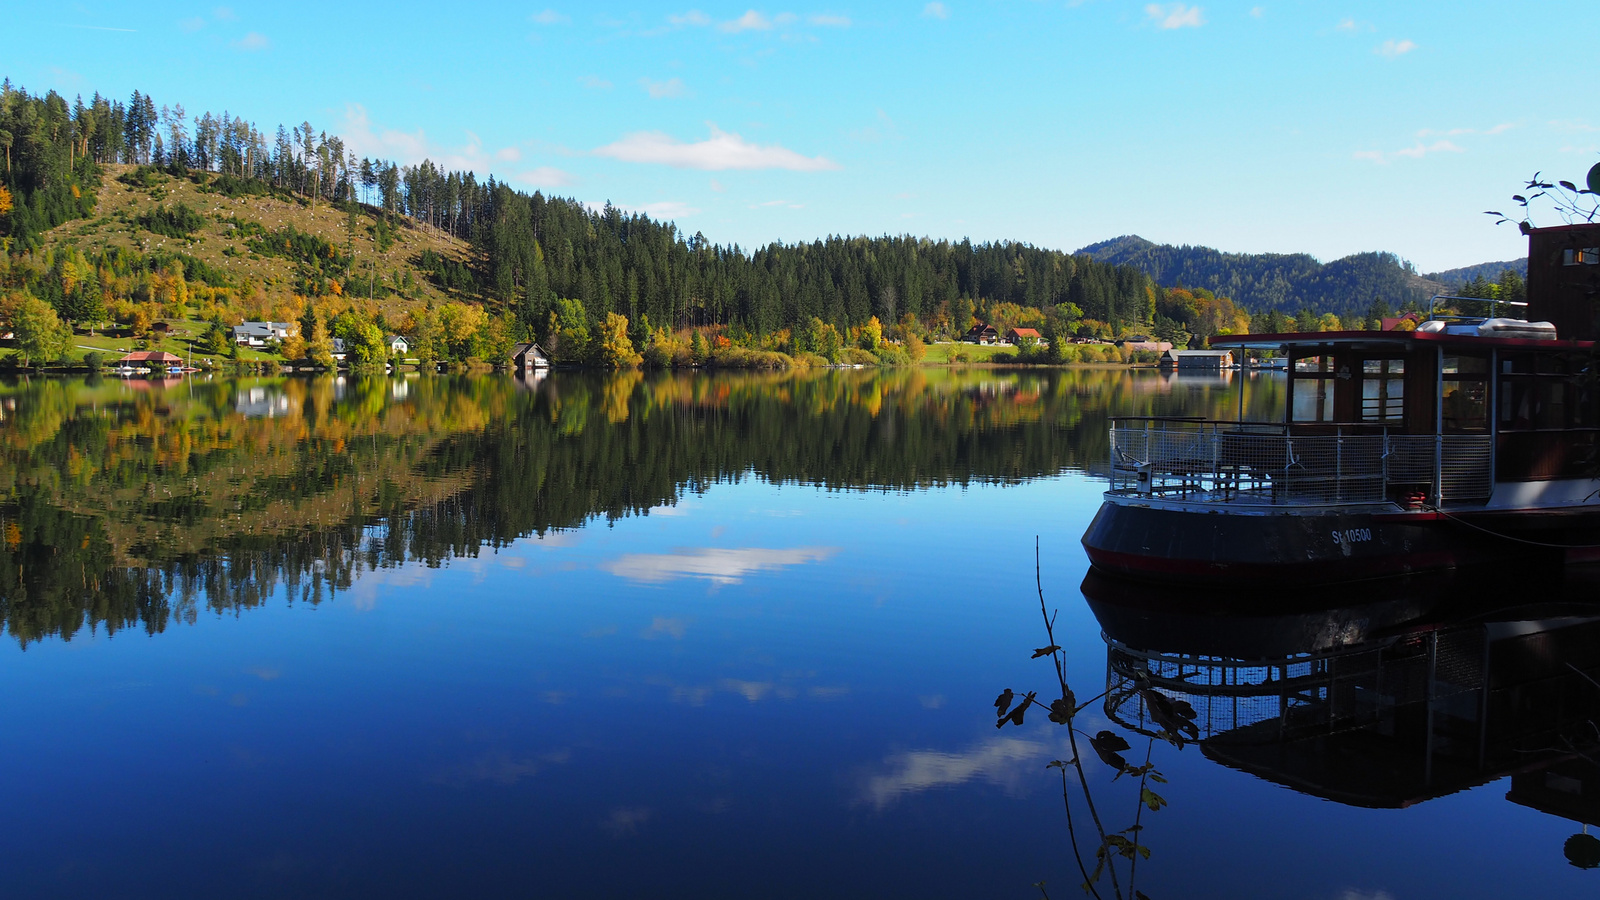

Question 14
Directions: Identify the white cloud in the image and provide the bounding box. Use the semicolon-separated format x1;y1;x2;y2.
180;16;205;32
1394;139;1461;159
1335;17;1365;31
1146;3;1203;29
341;103;562;182
922;1;949;18
709;178;725;192
578;74;613;90
233;31;270;50
670;10;712;26
720;10;773;32
593;124;841;171
810;13;850;26
1249;6;1263;17
529;9;569;24
1416;123;1516;138
1353;140;1463;164
1376;38;1416;57
603;546;837;584
635;201;702;219
640;76;687;98
214;6;236;20
863;738;1045;810
514;166;575;187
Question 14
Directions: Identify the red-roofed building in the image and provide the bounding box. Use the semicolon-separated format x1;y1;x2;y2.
1005;327;1043;345
1380;312;1423;332
117;351;184;366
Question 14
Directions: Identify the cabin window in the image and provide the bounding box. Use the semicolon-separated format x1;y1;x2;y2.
1442;354;1488;432
1291;355;1337;422
1499;353;1596;430
1359;358;1405;422
1562;248;1600;266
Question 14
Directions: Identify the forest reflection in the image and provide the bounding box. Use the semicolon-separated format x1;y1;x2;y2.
0;367;1282;645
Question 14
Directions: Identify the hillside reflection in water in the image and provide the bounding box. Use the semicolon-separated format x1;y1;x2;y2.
2;369;1590;898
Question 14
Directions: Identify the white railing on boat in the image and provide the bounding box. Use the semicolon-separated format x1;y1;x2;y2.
1109;418;1493;506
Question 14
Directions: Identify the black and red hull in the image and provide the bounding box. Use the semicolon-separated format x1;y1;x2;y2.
1080;497;1599;585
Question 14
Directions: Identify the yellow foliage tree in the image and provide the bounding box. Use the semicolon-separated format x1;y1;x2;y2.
597;312;642;368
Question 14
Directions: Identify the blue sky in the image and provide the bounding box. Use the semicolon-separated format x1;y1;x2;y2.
17;1;1597;272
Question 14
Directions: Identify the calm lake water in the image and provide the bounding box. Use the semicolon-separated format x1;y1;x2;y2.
2;368;1596;898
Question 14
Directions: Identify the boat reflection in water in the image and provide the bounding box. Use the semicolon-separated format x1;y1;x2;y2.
1084;568;1600;867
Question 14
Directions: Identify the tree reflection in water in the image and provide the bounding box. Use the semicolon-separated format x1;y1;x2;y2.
0;368;1282;645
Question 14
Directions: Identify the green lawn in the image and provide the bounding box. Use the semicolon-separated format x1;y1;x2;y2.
918;342;1016;364
69;320;281;365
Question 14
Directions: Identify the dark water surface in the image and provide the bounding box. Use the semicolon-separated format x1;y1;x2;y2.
1;369;1594;898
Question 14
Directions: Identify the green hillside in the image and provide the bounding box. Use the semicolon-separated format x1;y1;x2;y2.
1075;235;1449;318
1;78;1535;371
1425;258;1527;287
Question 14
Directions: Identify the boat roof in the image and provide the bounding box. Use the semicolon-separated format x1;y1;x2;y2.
1208;330;1596;353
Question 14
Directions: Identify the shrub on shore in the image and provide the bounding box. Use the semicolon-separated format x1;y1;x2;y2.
835;348;880;366
707;346;794;369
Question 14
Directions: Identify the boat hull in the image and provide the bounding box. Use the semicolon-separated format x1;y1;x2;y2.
1080;497;1558;585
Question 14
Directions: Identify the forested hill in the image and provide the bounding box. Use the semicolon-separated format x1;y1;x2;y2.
0;78;1209;357
1076;235;1446;317
1425;258;1527;287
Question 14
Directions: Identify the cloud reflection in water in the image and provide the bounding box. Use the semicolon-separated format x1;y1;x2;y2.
863;737;1046;810
603;546;838;585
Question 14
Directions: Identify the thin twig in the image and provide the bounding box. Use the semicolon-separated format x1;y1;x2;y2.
1037;537;1122;900
1128;735;1155;897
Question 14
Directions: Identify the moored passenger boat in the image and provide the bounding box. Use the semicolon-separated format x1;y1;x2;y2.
1083;222;1600;584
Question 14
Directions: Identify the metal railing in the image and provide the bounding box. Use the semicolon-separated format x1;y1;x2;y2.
1109;417;1493;506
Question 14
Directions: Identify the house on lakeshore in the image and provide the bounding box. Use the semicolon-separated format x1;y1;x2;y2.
1160;349;1234;369
233;321;295;347
1380;312;1424;331
116;351;183;369
1004;327;1043;346
510;342;550;370
385;335;410;356
964;323;999;345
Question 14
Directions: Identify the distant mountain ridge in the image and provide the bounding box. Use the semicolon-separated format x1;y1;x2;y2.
1075;235;1493;317
1424;259;1528;286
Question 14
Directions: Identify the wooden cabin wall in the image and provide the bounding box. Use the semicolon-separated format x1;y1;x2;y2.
1404;349;1436;435
1527;223;1600;341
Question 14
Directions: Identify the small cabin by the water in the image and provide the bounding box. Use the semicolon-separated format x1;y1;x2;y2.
964;323;998;345
116;351;183;370
1005;327;1042;346
510;342;550;370
1161;349;1234;369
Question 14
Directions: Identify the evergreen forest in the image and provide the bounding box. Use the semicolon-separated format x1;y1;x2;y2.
0;79;1528;369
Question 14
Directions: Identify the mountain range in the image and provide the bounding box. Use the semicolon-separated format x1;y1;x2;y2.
1076;235;1525;317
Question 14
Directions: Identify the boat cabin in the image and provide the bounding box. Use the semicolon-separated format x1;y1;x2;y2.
1112;222;1600;510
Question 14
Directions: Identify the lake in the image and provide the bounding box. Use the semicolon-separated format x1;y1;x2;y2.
2;368;1595;898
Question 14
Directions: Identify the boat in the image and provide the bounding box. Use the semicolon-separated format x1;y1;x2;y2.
1082;221;1600;584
